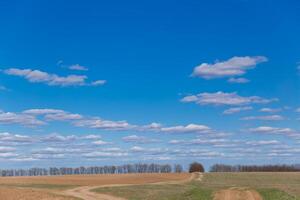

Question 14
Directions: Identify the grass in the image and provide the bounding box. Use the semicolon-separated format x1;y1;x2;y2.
93;181;213;200
200;172;300;197
0;183;77;190
258;188;300;200
93;172;300;200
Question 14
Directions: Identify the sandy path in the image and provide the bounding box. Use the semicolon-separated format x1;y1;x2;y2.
63;186;125;200
62;173;199;200
214;188;263;200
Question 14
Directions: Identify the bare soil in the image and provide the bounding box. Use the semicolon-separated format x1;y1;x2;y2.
214;188;263;200
0;173;192;200
0;173;190;186
0;187;75;200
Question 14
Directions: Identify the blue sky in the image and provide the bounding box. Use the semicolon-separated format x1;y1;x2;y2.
0;0;300;169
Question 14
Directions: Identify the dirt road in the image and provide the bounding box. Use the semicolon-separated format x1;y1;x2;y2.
214;188;263;200
62;173;200;200
63;186;125;200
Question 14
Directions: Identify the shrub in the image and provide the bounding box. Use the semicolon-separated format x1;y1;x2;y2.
189;162;205;173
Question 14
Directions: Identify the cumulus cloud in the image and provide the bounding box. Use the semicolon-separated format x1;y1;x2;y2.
73;118;135;131
45;113;82;121
223;106;252;115
91;80;107;86
23;109;65;115
241;115;284;121
228;77;250;84
122;135;159;143
245;140;280;146
81;135;102;140
160;124;211;134
168;140;186;144
181;91;277;106
23;109;82;121
260;108;282;113
3;68;106;87
92;140;110;145
6;108;218;137
0;112;45;126
0;132;35;145
41;133;77;143
192;56;267;79
0;146;16;153
83;151;128;158
130;146;145;152
68;64;88;71
249;127;300;138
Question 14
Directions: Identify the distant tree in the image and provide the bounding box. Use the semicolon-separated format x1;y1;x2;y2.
174;164;183;173
189;162;204;173
209;164;300;172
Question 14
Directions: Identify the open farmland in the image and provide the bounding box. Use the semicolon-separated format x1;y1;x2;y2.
93;172;300;200
0;173;191;200
0;172;300;200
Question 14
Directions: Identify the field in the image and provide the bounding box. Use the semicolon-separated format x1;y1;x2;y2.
0;172;299;200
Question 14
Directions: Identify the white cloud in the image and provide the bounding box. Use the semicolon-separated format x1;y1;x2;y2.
192;56;267;79
189;138;229;145
250;127;283;133
83;152;128;158
223;106;252;115
0;132;35;144
23;109;65;115
81;135;102;140
249;127;300;138
241;115;284;121
0;146;16;153
260;108;282;113
41;133;77;143
160;124;211;134
0;112;45;126
0;152;18;158
228;77;250;84
73;118;135;131
23;108;82;121
92;140;110;145
68;64;88;71
168;140;185;144
91;80;106;86
296;108;300;112
3;68;105;87
122;135;158;143
45;113;82;121
181;91;277;106
245;140;280;146
130;146;145;152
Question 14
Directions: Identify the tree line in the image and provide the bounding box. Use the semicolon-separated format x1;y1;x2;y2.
0;163;184;177
210;164;300;172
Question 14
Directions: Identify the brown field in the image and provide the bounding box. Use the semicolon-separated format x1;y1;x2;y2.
0;187;77;200
0;173;190;186
0;173;191;200
0;172;299;200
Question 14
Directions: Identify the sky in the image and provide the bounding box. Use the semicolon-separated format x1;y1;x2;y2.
0;0;300;170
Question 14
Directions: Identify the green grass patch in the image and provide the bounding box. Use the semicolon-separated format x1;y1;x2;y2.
257;188;300;200
93;182;213;200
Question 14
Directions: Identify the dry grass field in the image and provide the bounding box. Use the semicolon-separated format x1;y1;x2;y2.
0;172;299;200
0;173;190;187
0;173;190;200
